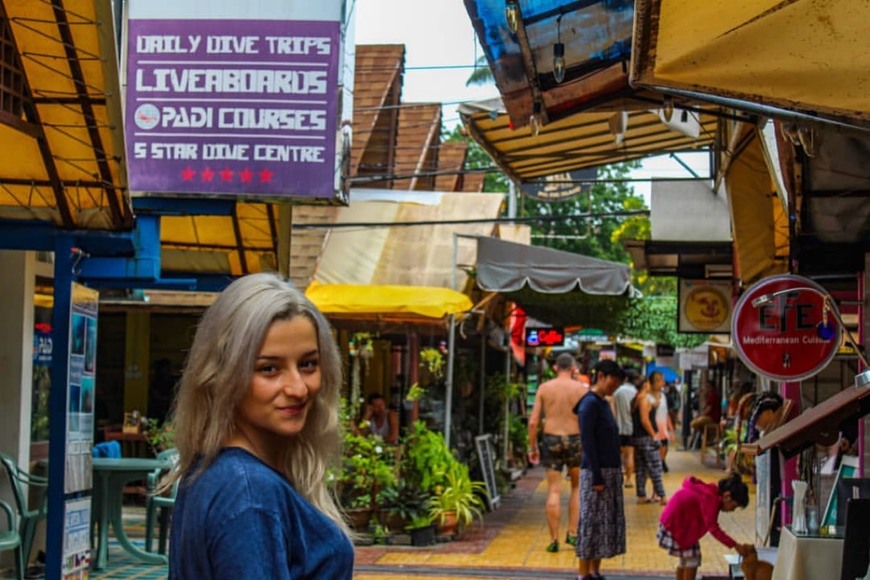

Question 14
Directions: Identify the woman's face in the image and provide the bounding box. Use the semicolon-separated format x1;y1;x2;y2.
235;316;322;447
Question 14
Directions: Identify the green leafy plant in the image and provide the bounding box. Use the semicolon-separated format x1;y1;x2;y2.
336;428;397;511
407;513;434;530
402;421;456;493
419;347;445;379
427;463;487;528
143;418;175;455
405;382;425;401
377;478;430;528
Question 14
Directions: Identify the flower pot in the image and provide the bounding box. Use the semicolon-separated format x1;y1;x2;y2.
435;511;458;537
409;524;436;547
378;510;408;533
346;508;372;532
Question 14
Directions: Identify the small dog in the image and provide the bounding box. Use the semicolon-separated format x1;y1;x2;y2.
740;546;774;580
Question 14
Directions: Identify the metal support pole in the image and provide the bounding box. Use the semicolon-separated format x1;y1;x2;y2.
479;332;486;435
503;341;511;465
443;233;460;447
45;236;75;580
445;315;456;448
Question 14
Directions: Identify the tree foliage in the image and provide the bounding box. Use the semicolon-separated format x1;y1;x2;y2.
444;122;701;346
619;297;708;348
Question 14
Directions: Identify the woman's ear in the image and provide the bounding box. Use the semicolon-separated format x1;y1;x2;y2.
722;490;732;503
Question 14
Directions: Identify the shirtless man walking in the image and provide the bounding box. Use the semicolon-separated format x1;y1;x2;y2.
528;353;590;552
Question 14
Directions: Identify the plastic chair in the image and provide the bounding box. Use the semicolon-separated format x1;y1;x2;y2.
0;498;23;580
700;422;722;467
144;448;179;554
0;454;47;567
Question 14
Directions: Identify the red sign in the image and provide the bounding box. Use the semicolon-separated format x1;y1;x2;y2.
525;327;565;347
733;275;840;381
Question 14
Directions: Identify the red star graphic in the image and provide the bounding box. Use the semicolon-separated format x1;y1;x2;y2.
201;167;214;182
181;166;196;181
258;167;274;183
220;167;234;182
239;168;253;183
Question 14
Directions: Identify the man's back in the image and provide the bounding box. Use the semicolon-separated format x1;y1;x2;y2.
612;383;637;436
538;376;588;435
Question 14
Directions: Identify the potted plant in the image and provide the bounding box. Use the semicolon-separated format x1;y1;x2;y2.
406;513;436;547
336;428;397;532
427;464;487;537
376;478;429;533
402;421;455;494
143;418;175;455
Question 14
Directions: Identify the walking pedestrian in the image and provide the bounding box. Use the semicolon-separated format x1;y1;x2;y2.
612;369;638;488
165;273;354;579
657;472;753;580
651;372;674;473
632;376;667;504
574;360;626;580
528;353;589;552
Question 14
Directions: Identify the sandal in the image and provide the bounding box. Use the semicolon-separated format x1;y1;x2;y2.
652;495;668;506
624;481;634;488
546;539;559;553
636;497;653;504
565;533;577;546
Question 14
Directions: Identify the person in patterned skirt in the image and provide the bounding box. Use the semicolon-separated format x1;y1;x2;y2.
573;360;626;580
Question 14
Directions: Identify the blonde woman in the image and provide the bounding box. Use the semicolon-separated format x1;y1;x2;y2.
166;273;353;579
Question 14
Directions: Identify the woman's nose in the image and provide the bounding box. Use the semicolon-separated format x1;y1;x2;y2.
282;368;308;395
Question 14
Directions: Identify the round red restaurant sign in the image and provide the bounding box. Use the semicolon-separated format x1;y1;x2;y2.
732;275;841;381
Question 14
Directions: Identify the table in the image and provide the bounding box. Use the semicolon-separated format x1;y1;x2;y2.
91;457;173;570
772;525;844;580
103;429;149;458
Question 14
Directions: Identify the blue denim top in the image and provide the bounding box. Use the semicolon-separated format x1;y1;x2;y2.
169;447;353;579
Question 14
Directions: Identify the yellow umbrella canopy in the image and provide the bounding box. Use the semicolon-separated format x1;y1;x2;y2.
631;0;870;128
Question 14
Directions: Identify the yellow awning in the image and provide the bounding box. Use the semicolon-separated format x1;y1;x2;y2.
459;98;718;181
725;124;788;284
631;0;870;128
0;0;131;229
305;281;472;320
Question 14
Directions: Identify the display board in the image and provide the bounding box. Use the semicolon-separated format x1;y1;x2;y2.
475;434;501;509
821;455;859;528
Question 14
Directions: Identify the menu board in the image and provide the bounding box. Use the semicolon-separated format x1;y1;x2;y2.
475;435;501;510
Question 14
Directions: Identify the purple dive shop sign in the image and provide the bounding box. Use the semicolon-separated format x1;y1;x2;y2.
125;19;340;199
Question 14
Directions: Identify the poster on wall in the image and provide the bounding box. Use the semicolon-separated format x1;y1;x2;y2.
124;0;353;201
62;283;98;578
678;279;732;333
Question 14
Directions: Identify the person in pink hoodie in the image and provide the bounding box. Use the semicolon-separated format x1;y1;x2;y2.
657;472;753;580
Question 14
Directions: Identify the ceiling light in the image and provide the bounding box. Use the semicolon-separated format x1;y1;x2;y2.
553;15;566;84
506;0;520;34
530;101;542;137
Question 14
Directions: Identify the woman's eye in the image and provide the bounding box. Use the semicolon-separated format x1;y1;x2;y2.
257;364;278;375
299;358;319;372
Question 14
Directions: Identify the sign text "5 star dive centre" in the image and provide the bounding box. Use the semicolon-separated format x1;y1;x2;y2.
125;19;339;198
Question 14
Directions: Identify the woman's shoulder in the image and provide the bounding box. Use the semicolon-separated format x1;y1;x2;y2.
184;448;293;507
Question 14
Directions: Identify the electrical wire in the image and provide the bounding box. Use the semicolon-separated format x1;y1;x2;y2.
292;209;649;230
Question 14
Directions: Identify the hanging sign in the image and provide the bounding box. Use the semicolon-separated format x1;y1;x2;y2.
732;275;840;381
124;0;351;201
525;327;565;347
678;279;732;333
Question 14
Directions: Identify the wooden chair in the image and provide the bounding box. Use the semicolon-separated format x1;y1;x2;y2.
0;499;23;580
0;454;47;568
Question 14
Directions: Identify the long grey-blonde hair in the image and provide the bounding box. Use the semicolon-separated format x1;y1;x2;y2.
165;272;347;533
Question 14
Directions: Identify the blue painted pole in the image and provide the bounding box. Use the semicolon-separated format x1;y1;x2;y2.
45;236;75;579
